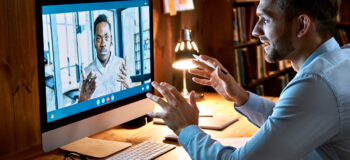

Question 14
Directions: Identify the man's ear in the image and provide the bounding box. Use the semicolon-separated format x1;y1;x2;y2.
297;14;311;38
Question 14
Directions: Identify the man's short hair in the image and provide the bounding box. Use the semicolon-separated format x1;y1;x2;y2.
277;0;340;38
94;14;112;35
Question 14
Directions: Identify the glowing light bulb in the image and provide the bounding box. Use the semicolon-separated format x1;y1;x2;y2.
192;42;199;52
175;42;180;52
180;42;185;51
186;41;192;50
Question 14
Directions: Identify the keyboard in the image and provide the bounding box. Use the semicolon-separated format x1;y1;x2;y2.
107;141;176;160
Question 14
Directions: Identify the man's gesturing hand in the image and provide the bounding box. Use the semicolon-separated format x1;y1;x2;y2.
189;55;249;105
79;71;96;102
116;59;131;89
147;82;199;135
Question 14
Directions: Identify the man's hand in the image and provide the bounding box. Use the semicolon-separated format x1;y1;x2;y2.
79;71;96;102
189;55;248;105
147;82;199;135
116;59;131;88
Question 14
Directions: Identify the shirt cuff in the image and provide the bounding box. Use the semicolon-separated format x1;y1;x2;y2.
234;92;259;109
178;125;203;147
234;92;275;127
234;92;262;128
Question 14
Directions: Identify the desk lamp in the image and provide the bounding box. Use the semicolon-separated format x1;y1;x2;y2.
172;29;200;98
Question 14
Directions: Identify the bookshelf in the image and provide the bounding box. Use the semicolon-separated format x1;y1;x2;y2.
232;0;295;96
337;22;350;28
335;0;350;45
233;38;259;49
245;67;293;88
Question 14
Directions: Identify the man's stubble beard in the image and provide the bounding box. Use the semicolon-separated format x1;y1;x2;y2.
265;25;295;63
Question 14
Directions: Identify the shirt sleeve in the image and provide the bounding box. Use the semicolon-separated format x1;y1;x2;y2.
234;92;275;127
178;73;339;160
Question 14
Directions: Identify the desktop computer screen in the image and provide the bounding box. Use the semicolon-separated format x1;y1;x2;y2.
36;0;154;152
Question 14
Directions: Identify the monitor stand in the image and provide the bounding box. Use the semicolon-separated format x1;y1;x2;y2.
60;137;131;158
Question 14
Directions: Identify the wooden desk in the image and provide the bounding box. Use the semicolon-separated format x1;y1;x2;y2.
31;92;277;160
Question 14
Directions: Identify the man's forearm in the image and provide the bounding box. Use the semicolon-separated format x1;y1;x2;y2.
178;125;237;160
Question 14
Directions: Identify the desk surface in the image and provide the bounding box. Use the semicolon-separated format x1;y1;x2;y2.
32;92;277;160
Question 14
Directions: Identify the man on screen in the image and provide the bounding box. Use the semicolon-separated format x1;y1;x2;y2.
79;14;131;102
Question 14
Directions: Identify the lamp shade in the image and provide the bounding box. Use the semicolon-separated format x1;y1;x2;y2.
172;29;199;69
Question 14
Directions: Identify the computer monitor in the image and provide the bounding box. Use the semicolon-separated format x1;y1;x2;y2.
36;0;154;153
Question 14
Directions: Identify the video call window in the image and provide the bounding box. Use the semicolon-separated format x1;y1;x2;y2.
43;5;151;116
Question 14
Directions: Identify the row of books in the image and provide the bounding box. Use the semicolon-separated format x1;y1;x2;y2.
232;5;257;43
234;44;292;95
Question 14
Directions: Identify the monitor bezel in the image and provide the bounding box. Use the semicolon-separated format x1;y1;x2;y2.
36;0;154;133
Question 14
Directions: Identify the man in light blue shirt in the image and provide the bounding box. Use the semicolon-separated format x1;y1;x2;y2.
146;0;350;159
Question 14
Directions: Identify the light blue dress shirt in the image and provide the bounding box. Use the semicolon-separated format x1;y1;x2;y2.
178;38;350;160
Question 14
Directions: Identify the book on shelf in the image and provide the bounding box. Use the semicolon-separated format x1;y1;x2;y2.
234;48;241;85
234;48;248;86
232;4;258;43
233;8;240;43
256;84;265;96
336;28;349;45
256;44;266;79
336;12;341;23
234;47;252;87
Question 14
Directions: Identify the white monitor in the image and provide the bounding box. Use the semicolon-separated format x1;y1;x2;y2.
36;0;154;153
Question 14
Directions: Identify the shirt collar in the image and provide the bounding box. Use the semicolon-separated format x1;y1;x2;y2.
301;37;340;70
95;53;114;74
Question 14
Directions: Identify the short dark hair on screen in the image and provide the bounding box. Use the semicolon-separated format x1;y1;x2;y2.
94;14;112;35
277;0;340;39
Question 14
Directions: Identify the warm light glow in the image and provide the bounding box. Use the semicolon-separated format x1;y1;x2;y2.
172;59;197;69
186;41;192;50
192;42;199;52
175;42;180;52
180;42;185;51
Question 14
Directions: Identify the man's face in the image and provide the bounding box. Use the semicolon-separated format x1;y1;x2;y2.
252;0;295;63
95;22;112;65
